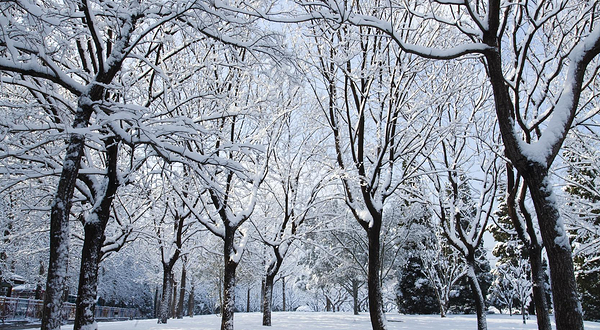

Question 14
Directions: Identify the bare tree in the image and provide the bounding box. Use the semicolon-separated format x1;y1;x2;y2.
257;109;331;326
310;2;600;328
305;14;440;328
427;87;500;329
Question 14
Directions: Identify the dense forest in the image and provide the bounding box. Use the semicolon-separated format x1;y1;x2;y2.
0;1;599;330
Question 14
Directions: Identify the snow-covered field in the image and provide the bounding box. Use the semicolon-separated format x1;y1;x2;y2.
21;312;600;330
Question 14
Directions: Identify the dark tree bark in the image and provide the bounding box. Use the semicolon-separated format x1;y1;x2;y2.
177;263;187;319
529;244;552;330
158;270;174;324
38;6;138;327
505;166;552;330
247;287;251;313
221;226;238;330
187;285;195;317
262;274;274;326
156;205;185;324
366;219;387;330
262;246;284;326
352;279;360;316
41;101;94;330
74;136;120;330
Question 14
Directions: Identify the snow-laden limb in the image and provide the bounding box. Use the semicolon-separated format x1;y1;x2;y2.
0;59;84;96
518;26;600;166
171;179;225;239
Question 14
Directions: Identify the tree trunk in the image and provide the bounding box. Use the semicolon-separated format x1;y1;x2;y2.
352;279;359;315
466;259;487;330
247;287;251;313
525;170;583;330
529;246;552;330
73;222;104;330
221;228;238;330
35;261;45;300
262;274;274;326
177;264;186;319
188;286;194;317
367;226;387;330
74;136;119;330
154;287;160;318
41;100;94;330
170;282;178;317
262;247;284;326
282;277;286;312
157;269;174;324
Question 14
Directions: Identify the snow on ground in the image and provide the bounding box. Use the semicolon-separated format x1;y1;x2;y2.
21;312;600;330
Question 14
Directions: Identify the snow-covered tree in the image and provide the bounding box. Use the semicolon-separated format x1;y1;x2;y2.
491;259;533;323
256;103;332;326
303;13;441;329
563;131;600;321
297;1;600;329
396;255;439;315
426;77;499;329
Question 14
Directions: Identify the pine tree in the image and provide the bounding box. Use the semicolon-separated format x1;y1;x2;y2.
396;255;439;314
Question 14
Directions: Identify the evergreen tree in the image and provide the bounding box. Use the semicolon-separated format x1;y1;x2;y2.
396;255;439;314
448;244;493;314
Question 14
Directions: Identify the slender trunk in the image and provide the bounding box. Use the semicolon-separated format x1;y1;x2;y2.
188;286;194;317
74;137;119;330
432;285;446;318
262;274;274;326
282;277;286;312
247;287;251;313
352;279;359;315
262;247;284;325
367;226;387;330
157;269;174;324
221;228;238;330
177;264;186;319
170;282;178;317
260;278;265;311
154;287;159;318
522;305;527;324
466;259;487;330
529;246;552;330
73;222;104;330
35;262;44;300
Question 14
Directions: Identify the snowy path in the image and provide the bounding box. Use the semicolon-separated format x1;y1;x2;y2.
20;312;600;330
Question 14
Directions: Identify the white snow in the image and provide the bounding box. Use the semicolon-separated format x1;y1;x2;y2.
18;312;600;330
